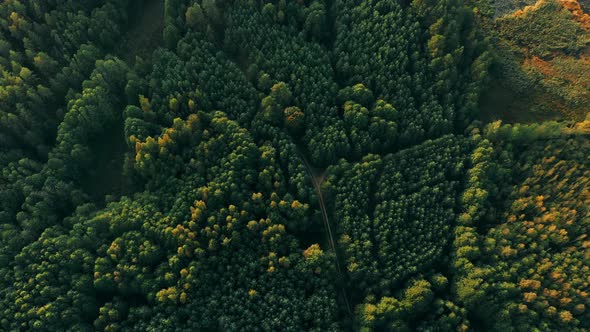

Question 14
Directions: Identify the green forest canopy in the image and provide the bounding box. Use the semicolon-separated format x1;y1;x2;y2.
0;0;589;331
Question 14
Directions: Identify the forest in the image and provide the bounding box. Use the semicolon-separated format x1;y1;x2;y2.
0;0;588;331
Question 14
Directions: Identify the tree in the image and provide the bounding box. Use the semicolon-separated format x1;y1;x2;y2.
185;3;205;30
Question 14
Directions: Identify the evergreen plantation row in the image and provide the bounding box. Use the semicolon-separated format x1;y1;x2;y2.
0;0;588;331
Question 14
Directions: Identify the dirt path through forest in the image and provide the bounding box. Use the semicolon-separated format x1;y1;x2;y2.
299;153;352;316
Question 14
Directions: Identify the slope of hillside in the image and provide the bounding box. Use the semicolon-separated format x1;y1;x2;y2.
479;0;590;123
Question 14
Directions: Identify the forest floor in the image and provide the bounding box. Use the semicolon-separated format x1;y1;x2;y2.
120;0;164;64
82;0;165;204
478;82;564;124
79;119;128;205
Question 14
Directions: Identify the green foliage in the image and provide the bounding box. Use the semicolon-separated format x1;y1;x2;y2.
2;109;341;331
478;0;590;123
326;135;470;328
497;0;590;58
334;0;491;143
453;123;590;331
0;0;134;163
15;1;590;331
493;0;539;17
185;3;205;29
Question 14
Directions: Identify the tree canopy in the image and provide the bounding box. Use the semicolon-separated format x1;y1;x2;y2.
1;0;588;331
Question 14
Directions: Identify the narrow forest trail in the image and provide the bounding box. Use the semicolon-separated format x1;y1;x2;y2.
299;154;353;317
